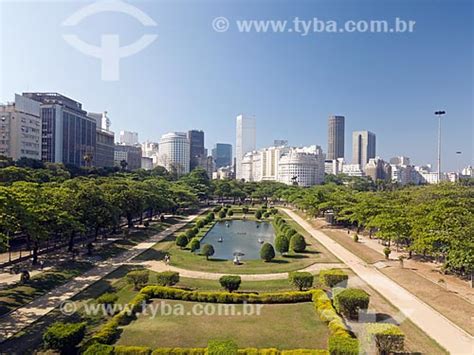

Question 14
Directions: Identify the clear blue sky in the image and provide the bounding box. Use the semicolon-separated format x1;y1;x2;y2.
1;0;472;171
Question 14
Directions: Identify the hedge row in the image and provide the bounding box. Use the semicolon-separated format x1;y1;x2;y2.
311;290;351;338
141;286;314;304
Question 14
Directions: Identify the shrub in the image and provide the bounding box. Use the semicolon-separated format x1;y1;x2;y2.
213;206;222;212
84;343;114;355
285;228;298;239
156;271;180;286
195;219;205;228
186;228;197;240
333;288;370;319
290;234;306;252
255;210;262;219
242;206;249;214
353;234;359;243
218;210;226;219
152;349;206;355
201;244;215;260
311;290;350;337
114;345;152;354
219;275;242;292
189;238;201;252
275;234;289;255
383;247;391;259
227;209;234;216
43;322;86;353
263;212;271;218
126;270;149;290
208;340;238;355
143;220;150;228
328;336;359;355
260;243;275;262
289;272;314;291
97;292;118;315
319;269;348;288
270;207;278;214
207;212;215;221
176;234;188;249
366;323;405;354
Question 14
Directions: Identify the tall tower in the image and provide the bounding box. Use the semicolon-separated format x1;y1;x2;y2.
235;114;256;180
327;115;345;160
352;131;376;167
187;130;205;171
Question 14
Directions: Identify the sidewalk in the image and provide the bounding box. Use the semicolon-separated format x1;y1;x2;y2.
0;212;202;342
283;208;473;355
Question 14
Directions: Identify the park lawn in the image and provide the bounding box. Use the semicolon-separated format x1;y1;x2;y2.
115;300;328;350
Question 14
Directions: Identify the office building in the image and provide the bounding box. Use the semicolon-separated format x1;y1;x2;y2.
365;157;391;181
342;163;365;177
212;143;232;169
278;146;326;187
352;130;376;167
141;156;153;170
158;132;190;176
187;130;205;171
114;144;142;170
119;130;138;145
0;94;41;161
274;139;288;147
88;112;114;168
327;115;345;160
235;114;256;179
24;92;96;167
213;165;234;180
389;156;410;166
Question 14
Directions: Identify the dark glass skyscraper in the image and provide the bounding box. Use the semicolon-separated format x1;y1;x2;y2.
187;130;205;170
327;115;345;160
212;143;232;168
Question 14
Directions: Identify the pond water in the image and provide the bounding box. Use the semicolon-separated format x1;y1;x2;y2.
198;220;275;260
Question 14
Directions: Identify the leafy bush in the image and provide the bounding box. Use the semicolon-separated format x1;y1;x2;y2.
218;210;226;219
242;206;249;214
227;209;234;216
255;210;262;219
260;243;275;262
263;212;271;218
152;348;206;355
353;234;359;243
186;228;197;240
84;343;114;355
114;345;152;354
97;292;118;315
189;238;201;252
208;340;238;355
156;271;180;286
176;234;188;249
201;244;215;260
311;290;350;337
219;275;242;292
270;207;278;214
319;269;348;288
43;321;86;353
213;206;222;212
328;336;359;355
290;234;306;252
126;270;149;290
285;228;298;239
383;247;391;259
275;234;289;255
366;323;404;354
333;288;370;319
195;219;205;228
289;272;314;291
207;212;215;221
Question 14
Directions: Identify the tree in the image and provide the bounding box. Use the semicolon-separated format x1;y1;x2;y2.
189;238;200;252
156;271;180;286
242;206;249;214
126;270;149;290
275;234;289;255
218;210;226;219
333;288;370;319
289;272;313;291
260;243;275;262
176;234;188;249
255;210;262;219
227;209;234;217
219;275;242;292
201;244;215;260
383;247;391;259
290;233;307;252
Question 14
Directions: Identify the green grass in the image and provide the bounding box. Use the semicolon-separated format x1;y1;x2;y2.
115;300;328;349
176;277;296;292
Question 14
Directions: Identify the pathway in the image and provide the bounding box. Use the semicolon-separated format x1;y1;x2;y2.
139;260;345;281
283;208;473;355
0;213;202;343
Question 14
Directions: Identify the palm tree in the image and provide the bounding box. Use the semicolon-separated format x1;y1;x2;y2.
120;159;128;171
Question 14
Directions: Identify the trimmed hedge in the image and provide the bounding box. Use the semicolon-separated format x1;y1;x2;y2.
328;336;359;355
208;340;238;355
152;349;206;355
311;290;351;338
114;345;152;354
219;275;242;292
319;270;348;288
289;272;314;291
156;271;180;286
366;323;404;354
333;288;369;319
43;321;86;353
83;343;114;355
126;270;150;290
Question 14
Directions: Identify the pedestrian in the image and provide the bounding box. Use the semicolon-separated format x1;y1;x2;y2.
39;260;44;270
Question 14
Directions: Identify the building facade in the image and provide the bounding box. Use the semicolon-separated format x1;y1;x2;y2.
187;130;205;171
352;130;376;167
88;112;114;168
158;132;190;176
365;158;391;181
0;94;41;161
24;92;96;167
119;130;138;146
114;144;142;170
235;114;256;179
327;115;345;160
212;143;232;169
278;146;325;187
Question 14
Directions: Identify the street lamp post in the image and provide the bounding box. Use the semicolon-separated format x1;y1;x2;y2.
434;110;446;183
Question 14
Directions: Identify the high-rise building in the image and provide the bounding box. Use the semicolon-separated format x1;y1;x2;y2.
235;114;256;179
88;112;114;168
0;94;41;161
158;132;190;176
327;115;345;160
273;139;288;147
278;146;326;187
352;131;376;167
24;92;96;167
114;144;142;170
365;157;391;182
187;130;205;171
389;156;411;166
119;130;138;145
211;143;232;168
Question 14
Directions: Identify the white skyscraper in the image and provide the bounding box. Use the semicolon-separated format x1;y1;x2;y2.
158;132;190;176
235;114;256;179
119;130;139;145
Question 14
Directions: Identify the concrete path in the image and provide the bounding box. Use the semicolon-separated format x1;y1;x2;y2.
0;213;202;342
283;208;473;355
140;260;345;281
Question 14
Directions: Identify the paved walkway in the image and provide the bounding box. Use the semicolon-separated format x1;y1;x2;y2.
0;213;202;342
140;260;345;281
283;208;473;355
